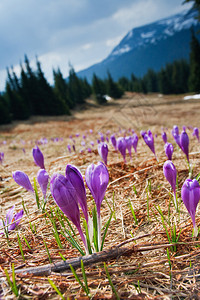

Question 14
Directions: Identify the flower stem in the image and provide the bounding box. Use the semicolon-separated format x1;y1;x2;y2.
97;213;101;251
77;225;89;255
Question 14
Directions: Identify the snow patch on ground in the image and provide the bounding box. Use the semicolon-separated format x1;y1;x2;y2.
183;94;200;100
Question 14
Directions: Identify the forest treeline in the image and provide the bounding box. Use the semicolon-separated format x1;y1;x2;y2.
0;29;200;125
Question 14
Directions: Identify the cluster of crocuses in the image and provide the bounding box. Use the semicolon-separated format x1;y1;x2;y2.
162;125;200;236
163;160;200;236
171;125;190;163
13;146;49;202
7;146;49;234
97;133;138;164
12;144;110;253
50;162;109;254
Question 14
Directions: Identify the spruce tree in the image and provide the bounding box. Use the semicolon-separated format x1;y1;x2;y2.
0;93;11;124
36;59;68;115
92;73;107;104
106;71;123;98
53;68;71;114
68;67;85;106
188;29;200;93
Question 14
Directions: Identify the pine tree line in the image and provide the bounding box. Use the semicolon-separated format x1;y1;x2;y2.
0;29;200;125
118;29;200;95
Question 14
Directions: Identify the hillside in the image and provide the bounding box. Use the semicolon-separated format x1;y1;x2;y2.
77;8;200;82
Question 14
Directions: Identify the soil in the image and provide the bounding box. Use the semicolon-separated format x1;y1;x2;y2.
0;92;200;299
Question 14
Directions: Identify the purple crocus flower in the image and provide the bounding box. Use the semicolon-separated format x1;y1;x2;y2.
37;169;49;200
132;134;138;153
181;179;200;236
32;146;45;169
117;137;127;163
172;125;181;148
164;143;174;160
0;152;4;164
67;144;71;153
50;173;88;253
193;127;199;142
110;134;117;150
180;131;189;162
85;162;109;248
163;160;177;209
98;143;108;165
100;134;104;142
65;164;88;223
141;130;157;160
0;205;24;234
162;131;167;144
125;136;133;159
12;171;34;194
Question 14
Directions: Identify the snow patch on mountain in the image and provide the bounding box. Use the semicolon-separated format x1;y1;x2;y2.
141;31;155;39
108;8;198;59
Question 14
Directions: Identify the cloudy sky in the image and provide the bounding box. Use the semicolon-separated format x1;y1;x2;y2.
0;0;192;91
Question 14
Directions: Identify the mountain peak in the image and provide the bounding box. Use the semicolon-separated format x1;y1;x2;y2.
109;8;198;60
77;7;200;82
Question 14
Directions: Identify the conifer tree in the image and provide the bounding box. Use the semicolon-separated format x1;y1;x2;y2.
92;73;107;104
53;68;71;114
36;59;68;115
106;71;124;98
188;29;200;92
0;93;11;124
68;67;85;106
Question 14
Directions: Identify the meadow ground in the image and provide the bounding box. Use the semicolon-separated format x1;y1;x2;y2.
0;92;200;299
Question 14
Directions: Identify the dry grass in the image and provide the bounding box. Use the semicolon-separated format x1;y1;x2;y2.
0;92;200;299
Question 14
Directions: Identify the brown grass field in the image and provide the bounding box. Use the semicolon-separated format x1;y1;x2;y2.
0;92;200;299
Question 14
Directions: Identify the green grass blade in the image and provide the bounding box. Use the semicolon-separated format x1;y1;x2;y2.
70;264;88;295
43;238;52;263
104;263;120;300
12;263;19;297
101;211;113;251
33;177;40;209
17;233;25;261
128;199;138;225
92;206;99;252
48;278;65;300
81;260;90;295
22;235;32;250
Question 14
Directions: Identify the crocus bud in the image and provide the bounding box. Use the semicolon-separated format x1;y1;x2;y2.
164;143;174;160
85;162;109;248
125;136;133;159
162;132;167;144
37;169;49;200
12;171;34;193
117;137;127;163
0;152;4;164
85;162;109;217
8;207;24;231
172;125;181;148
141;130;157;160
163;160;177;209
50;174;79;225
32;146;45;169
0;205;24;234
193;127;199;142
110;134;117;150
66;164;88;223
98;143;108;165
181;179;200;236
132;134;138;153
180;131;189;162
50;173;88;252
